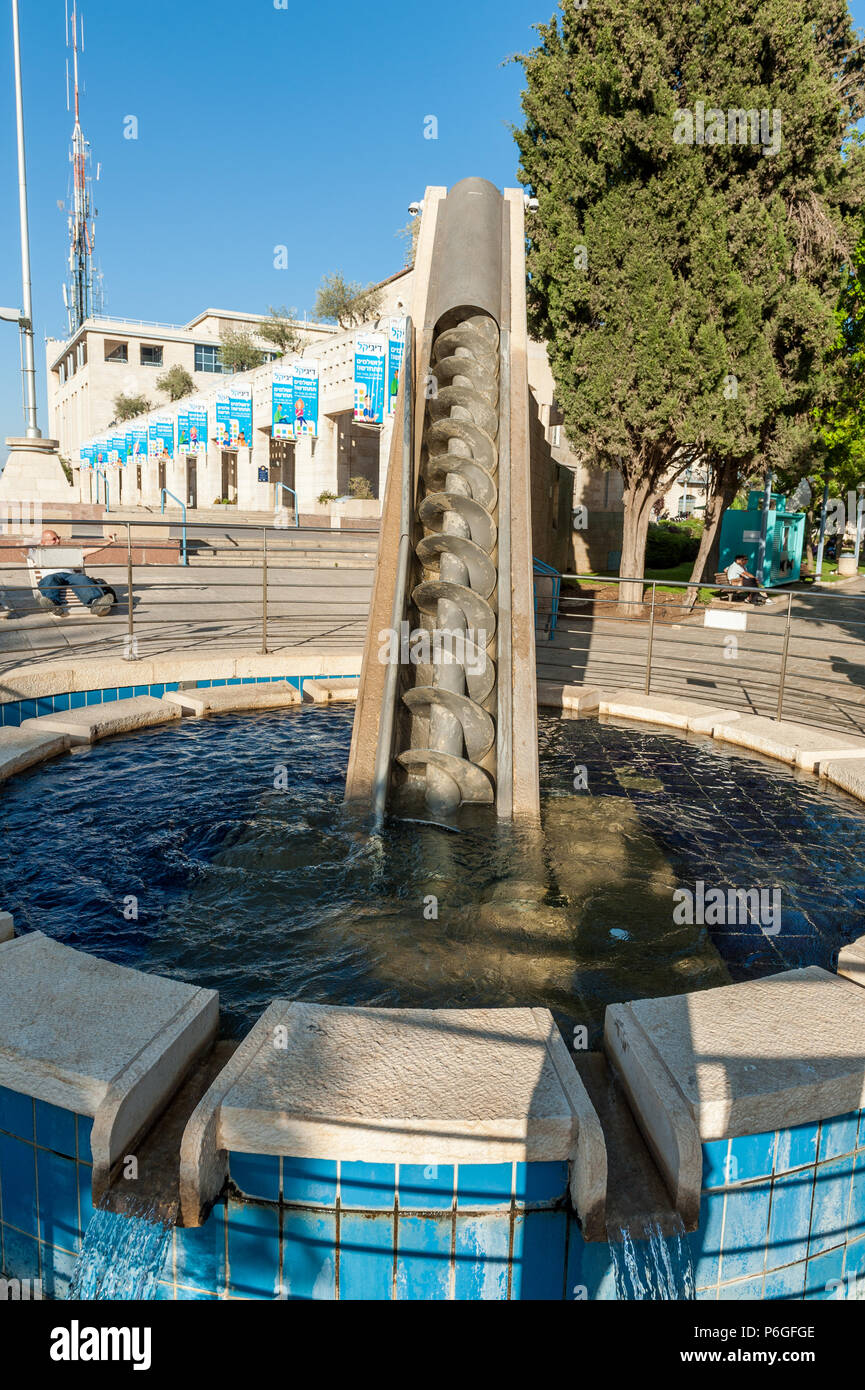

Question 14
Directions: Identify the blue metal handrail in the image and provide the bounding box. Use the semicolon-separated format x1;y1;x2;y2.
160;489;188;566
533;557;561;640
95;467;110;514
277;482;299;528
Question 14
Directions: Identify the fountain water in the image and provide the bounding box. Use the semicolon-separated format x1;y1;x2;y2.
69;1200;172;1301
609;1218;695;1301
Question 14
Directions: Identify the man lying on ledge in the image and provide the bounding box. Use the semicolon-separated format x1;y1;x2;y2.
726;553;768;606
33;529;116;617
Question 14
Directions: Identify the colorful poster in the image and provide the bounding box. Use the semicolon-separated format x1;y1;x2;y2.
291;361;319;437
79;441;96;470
108;434;126;466
229;387;253;451
387;318;406;416
188;404;208;456
216;394;231;449
129;428;148;466
272;370;294;440
177;411;190;453
149;418;175;461
353;333;387;424
94;438;109;469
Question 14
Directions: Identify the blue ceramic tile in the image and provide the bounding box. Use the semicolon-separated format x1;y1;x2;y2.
0;1086;34;1142
819;1112;860;1163
702;1139;731;1190
767;1168;813;1270
165;683;179;693
690;1191;725;1291
395;1215;452;1300
454;1213;510;1300
398;1164;454;1211
849;1154;865;1243
84;690;101;706
339;1212;394;1301
149;684;165;698
36;1150;81;1253
775;1121;819;1174
175;1206;226;1294
70;692;86;708
35;1101;77;1159
225;1199;280;1300
340;1161;395;1210
241;678;256;685
719;1182;771;1282
728;1130;777;1184
118;687;133;700
514;1161;569;1207
858;1108;865;1150
281;1209;336;1300
764;1260;806;1300
512;1210;568;1300
153;1280;175;1300
228;1152;279;1203
565;1214;587;1300
35;698;53;717
132;686;148;697
211;680;227;688
0;1224;39;1283
196;680;213;690
0;1133;37;1236
805;1245;845;1299
718;1274;764;1300
53;693;71;712
76;1116;92;1165
809;1154;855;1257
282;1158;338;1207
456;1163;513;1208
227;678;241;687
19;700;38;721
77;1161;95;1235
101;689;118;703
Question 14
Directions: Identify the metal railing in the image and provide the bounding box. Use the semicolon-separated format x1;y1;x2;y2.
160;489;188;565
277;483;299;528
540;573;865;735
533;557;561;641
0;516;380;671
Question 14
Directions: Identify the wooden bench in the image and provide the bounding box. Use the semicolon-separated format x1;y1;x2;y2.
26;547;115;615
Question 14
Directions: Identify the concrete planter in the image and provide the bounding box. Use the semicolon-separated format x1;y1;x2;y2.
838;554;858;577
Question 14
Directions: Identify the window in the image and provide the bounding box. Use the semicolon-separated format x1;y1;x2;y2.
104;340;128;363
77;341;87;368
195;343;224;374
140;344;164;367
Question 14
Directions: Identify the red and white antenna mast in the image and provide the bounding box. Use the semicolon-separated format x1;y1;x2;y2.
64;0;100;334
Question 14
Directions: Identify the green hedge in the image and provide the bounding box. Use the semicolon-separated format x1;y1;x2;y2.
646;522;701;569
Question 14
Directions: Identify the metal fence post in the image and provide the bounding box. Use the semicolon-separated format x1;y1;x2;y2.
261;527;268;655
124;522;136;662
776;591;794;722
645;581;657;694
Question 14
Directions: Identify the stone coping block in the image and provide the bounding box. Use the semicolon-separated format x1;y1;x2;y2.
180;1003;607;1235
0;911;13;943
20;695;180;746
0;647;364;703
598;690;740;734
822;757;865;805
605;967;865;1226
302;677;359;703
0;933;218;1202
163;683;302;717
711;714;865;769
838;936;865;989
536;683;602;713
0;727;70;782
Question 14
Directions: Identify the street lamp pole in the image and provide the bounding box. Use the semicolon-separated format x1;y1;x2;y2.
11;0;41;439
855;482;865;570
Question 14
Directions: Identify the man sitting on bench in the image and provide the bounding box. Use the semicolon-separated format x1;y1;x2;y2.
34;529;115;617
726;554;767;606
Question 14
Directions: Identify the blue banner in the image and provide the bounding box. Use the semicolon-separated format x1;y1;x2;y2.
216;394;231;449
177;411;190;454
108;434;126;466
291;361;319;437
149;418;175;461
129;428;148;466
229;388;253;451
188;405;208;456
354;333;387;424
272;371;294;440
387;318;406;416
79;441;96;470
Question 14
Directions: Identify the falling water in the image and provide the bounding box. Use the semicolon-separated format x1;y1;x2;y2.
609;1218;695;1300
69;1202;173;1301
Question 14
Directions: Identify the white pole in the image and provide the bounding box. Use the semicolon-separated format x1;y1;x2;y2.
11;0;41;438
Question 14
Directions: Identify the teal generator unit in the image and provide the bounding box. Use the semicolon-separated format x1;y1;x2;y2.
719;491;805;587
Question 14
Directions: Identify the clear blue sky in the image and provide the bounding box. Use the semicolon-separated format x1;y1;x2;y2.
0;0;542;439
1;0;863;440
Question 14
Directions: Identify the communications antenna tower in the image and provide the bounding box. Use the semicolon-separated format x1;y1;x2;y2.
63;0;102;334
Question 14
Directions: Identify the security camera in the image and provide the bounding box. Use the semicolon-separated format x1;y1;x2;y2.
408;201;424;217
524;195;539;211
